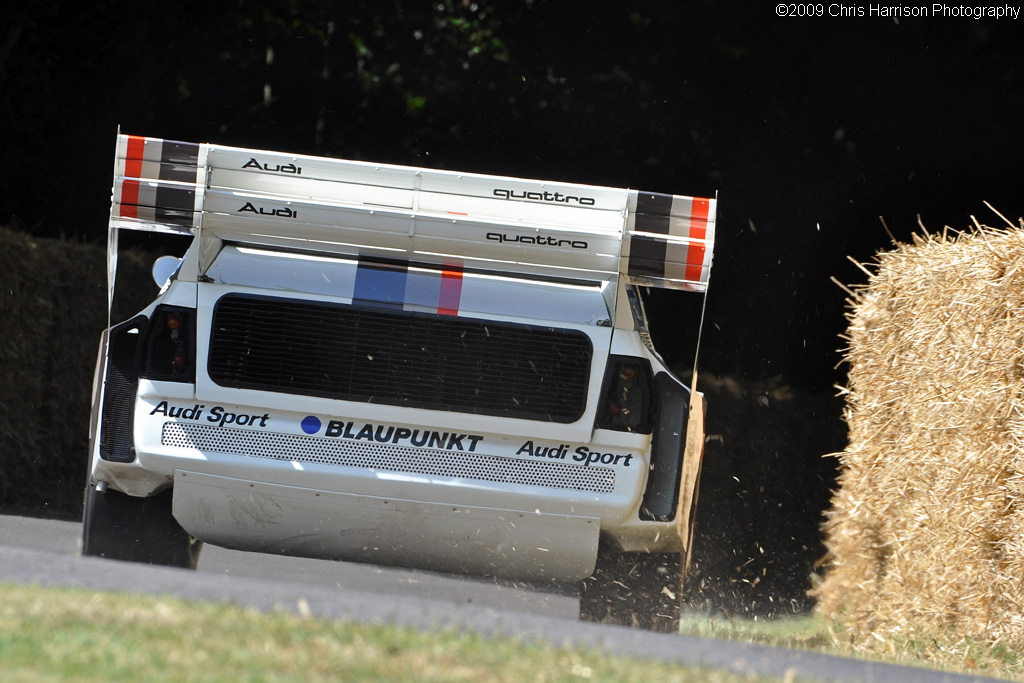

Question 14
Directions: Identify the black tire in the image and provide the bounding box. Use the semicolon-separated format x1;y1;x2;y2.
579;545;682;632
81;483;202;569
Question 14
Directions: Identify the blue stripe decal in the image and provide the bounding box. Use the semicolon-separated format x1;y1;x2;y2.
353;257;408;310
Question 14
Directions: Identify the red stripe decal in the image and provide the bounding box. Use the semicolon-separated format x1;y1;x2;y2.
124;135;146;179
120;179;140;218
684;198;710;283
437;266;463;316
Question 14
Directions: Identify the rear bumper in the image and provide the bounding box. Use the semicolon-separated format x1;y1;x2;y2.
172;469;600;582
89;388;692;578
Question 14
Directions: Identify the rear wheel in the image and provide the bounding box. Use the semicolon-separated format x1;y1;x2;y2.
82;483;202;569
579;545;683;632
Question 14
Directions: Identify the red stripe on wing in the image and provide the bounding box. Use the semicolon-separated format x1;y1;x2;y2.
684;198;710;284
124;135;146;178
120;179;140;219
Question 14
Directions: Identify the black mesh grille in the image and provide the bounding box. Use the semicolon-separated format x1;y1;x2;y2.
99;316;146;463
208;294;593;423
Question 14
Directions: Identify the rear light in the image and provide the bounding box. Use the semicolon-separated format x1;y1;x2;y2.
141;306;197;383
595;356;653;433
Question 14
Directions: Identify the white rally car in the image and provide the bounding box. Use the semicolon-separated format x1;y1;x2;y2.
84;133;716;630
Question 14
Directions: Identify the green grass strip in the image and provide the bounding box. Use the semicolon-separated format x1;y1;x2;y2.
0;583;773;683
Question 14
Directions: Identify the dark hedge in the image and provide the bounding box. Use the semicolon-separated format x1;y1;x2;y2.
0;227;155;517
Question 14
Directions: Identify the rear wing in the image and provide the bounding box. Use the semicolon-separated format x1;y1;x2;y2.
107;133;715;305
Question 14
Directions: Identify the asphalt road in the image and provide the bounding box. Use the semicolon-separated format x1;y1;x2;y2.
0;514;1005;683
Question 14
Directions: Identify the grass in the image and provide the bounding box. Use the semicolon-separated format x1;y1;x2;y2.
0;583;778;683
2;582;1020;682
678;611;835;652
679;609;1024;681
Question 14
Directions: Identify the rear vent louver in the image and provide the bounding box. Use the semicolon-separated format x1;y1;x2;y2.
639;373;690;521
99;316;147;463
208;294;593;423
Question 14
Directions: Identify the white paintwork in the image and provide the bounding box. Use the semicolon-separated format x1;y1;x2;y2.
172;470;601;583
90;134;714;582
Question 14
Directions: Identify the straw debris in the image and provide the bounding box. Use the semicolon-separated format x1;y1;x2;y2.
816;215;1024;652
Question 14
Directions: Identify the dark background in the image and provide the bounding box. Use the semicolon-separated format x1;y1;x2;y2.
4;1;1022;388
2;1;1021;614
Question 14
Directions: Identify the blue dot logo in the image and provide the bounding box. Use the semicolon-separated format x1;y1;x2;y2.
301;415;322;435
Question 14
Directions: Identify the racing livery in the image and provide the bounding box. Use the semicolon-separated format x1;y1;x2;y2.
84;133;716;628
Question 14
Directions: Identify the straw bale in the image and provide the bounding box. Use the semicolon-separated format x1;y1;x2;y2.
816;218;1024;651
0;227;155;516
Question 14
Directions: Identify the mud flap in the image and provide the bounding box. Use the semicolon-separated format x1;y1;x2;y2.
675;390;705;591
